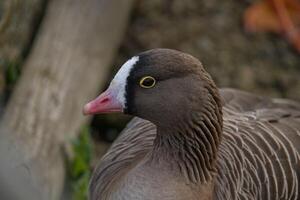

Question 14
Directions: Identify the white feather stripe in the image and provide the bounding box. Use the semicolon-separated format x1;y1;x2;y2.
109;56;139;108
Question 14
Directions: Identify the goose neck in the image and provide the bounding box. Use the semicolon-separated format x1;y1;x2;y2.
151;107;222;183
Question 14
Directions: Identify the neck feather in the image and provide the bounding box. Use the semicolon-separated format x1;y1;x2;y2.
150;87;223;184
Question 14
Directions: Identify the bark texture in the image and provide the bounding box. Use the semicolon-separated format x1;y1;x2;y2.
0;0;46;61
0;0;46;115
0;0;133;198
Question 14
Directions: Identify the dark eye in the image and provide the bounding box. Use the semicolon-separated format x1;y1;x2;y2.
139;76;156;88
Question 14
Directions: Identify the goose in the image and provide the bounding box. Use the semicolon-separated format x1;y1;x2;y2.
83;48;300;200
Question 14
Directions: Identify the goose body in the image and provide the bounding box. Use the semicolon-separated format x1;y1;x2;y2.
84;49;300;200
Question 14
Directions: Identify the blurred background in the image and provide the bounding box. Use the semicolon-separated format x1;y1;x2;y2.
0;0;299;199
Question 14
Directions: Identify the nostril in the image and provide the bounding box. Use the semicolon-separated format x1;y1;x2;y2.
100;97;110;104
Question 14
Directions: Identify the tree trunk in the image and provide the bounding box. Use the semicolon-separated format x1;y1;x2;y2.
0;0;46;60
0;0;133;199
0;0;47;115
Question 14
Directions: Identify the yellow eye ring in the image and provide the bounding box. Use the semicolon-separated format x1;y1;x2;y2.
139;76;156;88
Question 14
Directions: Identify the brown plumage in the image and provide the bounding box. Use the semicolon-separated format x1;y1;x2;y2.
84;49;300;200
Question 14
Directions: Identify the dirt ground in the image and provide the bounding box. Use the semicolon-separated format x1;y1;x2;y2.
92;0;300;146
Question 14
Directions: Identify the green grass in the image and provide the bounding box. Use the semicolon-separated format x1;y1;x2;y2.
67;126;93;200
5;61;21;86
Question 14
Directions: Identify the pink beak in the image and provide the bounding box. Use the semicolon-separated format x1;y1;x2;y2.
83;89;123;115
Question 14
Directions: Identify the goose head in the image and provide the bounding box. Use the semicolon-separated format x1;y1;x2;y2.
83;48;222;129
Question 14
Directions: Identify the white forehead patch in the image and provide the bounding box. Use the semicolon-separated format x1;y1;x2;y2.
109;56;139;107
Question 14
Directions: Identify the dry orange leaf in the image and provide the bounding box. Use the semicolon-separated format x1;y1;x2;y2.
244;0;300;33
244;0;300;53
244;1;281;33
